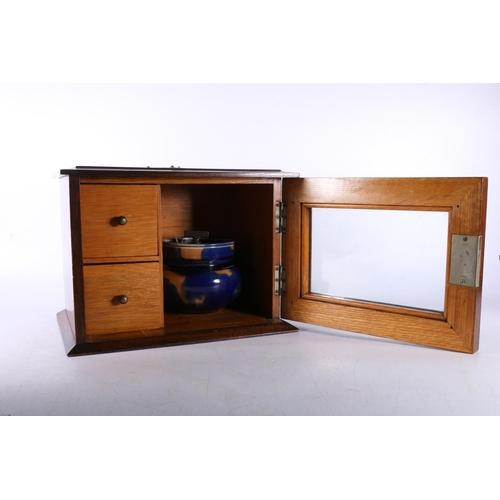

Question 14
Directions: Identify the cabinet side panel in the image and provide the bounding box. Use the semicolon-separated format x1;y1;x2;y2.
69;175;86;343
226;183;279;319
60;175;75;336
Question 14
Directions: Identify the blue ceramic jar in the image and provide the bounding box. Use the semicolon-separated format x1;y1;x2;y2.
163;237;242;314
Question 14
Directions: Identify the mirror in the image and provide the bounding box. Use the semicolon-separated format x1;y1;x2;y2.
310;208;449;312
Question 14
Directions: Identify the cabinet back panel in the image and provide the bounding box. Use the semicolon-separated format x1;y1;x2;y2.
160;185;194;239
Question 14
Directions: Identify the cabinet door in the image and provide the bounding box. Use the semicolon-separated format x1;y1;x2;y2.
282;177;487;353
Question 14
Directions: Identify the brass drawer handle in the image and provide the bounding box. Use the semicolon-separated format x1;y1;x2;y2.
113;294;128;305
110;216;128;226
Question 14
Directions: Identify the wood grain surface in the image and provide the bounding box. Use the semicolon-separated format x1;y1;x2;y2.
80;184;160;259
83;262;163;335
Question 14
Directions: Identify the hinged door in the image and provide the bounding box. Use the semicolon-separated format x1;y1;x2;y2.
282;177;487;353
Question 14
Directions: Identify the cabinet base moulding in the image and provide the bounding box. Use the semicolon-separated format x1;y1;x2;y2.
57;308;298;356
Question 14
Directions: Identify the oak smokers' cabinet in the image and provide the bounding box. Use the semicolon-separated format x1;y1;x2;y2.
57;167;487;356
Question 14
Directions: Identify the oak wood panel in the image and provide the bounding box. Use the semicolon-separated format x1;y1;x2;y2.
286;177;476;207
83;262;163;335
282;177;487;353
80;184;159;259
287;297;467;351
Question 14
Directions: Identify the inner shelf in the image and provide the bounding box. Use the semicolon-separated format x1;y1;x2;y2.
79;309;297;354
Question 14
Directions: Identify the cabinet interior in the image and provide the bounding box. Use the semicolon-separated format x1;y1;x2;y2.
159;183;278;329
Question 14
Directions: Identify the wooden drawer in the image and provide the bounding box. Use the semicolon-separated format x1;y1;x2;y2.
83;262;163;335
80;184;159;259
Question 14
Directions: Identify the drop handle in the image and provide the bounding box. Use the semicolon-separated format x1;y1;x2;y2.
116;294;128;304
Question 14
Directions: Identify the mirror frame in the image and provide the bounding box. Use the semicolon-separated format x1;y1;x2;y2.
282;177;488;353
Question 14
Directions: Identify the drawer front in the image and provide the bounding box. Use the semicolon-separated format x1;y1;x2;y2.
83;262;163;335
80;184;159;259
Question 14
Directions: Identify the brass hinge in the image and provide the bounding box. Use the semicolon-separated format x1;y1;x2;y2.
449;234;482;287
275;265;286;296
275;201;287;234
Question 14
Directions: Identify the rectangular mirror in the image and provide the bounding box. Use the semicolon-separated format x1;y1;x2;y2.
310;208;449;312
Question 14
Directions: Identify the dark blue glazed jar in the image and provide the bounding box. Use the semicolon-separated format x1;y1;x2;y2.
163;238;242;314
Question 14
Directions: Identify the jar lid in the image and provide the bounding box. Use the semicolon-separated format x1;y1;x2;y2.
163;237;235;264
163;237;235;247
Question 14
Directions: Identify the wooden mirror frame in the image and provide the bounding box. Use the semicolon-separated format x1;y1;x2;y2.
282;178;488;353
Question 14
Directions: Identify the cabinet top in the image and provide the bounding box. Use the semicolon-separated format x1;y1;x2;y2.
61;166;300;179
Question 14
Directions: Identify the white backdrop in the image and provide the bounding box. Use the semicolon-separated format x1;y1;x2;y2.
0;83;498;321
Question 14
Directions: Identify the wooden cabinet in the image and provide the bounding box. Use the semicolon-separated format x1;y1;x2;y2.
57;167;487;356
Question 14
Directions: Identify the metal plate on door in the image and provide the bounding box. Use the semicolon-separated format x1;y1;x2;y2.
449;234;482;287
